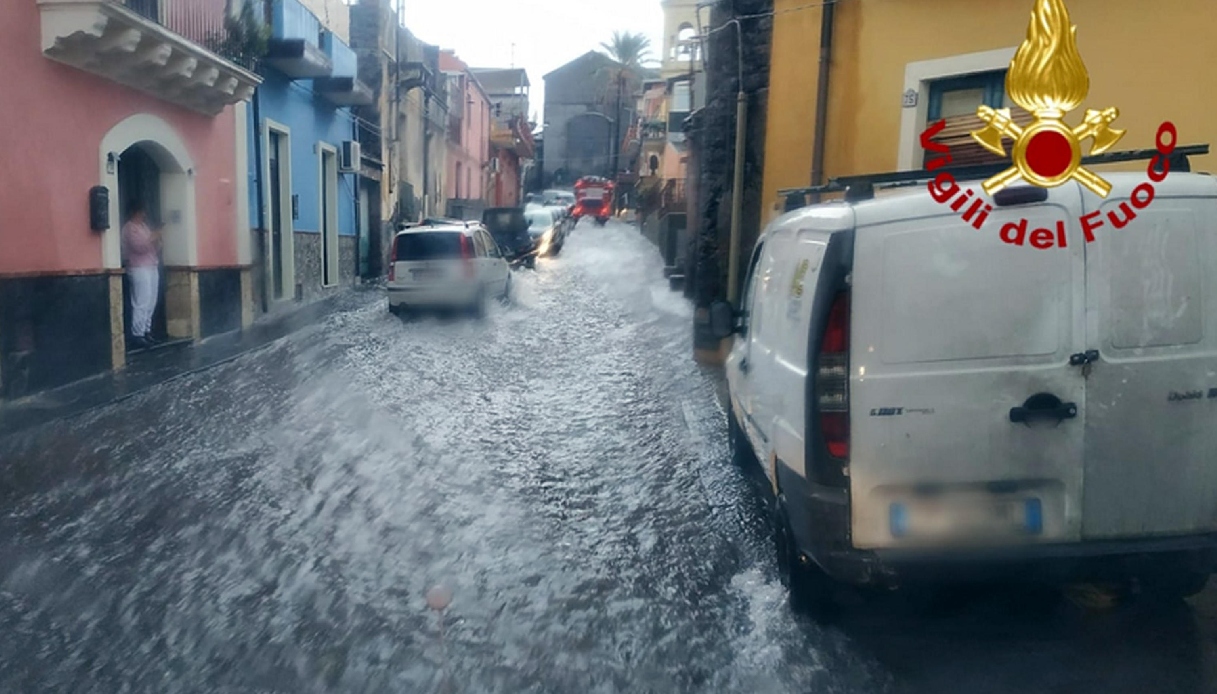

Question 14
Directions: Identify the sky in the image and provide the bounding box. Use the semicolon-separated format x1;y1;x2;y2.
398;0;666;127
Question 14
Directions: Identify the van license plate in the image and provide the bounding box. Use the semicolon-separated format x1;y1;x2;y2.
895;498;1035;539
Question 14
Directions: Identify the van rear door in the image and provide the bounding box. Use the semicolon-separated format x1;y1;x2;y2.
849;188;1087;550
1080;181;1217;539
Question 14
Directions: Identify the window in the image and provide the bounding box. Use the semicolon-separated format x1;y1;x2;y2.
927;72;1005;120
925;71;1029;166
481;231;502;258
671;81;691;113
673;24;698;62
922;70;1032;167
395;232;463;261
471;232;487;257
526;210;552;230
879;212;1072;363
739;241;766;336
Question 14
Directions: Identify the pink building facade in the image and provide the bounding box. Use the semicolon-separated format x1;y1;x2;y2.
0;0;260;400
440;51;491;218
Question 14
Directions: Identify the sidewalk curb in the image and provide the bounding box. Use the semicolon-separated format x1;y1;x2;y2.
0;291;354;439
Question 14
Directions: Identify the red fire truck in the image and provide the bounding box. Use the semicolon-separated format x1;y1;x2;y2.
572;176;614;226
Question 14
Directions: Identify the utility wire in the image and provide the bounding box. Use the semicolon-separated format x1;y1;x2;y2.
701;0;848;33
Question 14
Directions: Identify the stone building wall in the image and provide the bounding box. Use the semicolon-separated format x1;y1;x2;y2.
690;0;772;353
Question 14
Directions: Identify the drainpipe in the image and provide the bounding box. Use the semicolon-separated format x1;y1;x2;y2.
726;89;747;307
353;115;362;281
809;0;837;198
423;91;430;217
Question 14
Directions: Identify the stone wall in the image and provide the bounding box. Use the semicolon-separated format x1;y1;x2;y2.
339;237;356;287
163;269;199;341
0;273;113;400
690;0;772;352
294;233;357;302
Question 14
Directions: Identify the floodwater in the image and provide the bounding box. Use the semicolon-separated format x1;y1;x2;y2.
2;220;1213;694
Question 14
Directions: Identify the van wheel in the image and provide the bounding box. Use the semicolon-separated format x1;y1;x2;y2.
774;497;842;622
1140;571;1210;602
728;410;754;468
730;409;775;505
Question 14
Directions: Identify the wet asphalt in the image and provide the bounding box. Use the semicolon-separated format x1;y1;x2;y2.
2;220;1215;694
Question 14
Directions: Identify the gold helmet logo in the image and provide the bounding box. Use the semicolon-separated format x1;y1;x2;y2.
971;0;1125;197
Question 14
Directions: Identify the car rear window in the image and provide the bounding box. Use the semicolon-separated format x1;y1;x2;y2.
395;232;463;261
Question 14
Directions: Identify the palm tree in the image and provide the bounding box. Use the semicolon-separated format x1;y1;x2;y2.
600;31;656;69
597;32;656;181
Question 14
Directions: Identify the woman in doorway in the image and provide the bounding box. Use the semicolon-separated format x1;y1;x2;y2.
122;201;162;350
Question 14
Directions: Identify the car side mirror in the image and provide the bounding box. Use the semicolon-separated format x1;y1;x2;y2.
709;301;738;339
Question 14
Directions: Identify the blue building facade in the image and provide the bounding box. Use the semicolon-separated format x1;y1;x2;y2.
247;0;373;309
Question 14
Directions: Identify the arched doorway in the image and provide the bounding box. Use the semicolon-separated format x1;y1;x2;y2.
117;144;167;347
100;114;199;358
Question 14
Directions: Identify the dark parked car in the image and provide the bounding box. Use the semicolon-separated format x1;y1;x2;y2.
482;207;537;269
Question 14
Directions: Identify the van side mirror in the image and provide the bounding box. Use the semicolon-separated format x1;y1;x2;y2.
709;301;737;338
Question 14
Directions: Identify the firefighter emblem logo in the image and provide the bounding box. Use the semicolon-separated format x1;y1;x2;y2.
971;0;1125;197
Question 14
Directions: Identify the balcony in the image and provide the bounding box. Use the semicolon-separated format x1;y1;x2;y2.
38;0;261;117
641;120;667;140
490;119;534;159
264;0;330;78
313;30;373;106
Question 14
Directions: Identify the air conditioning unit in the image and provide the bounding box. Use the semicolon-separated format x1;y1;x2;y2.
339;141;361;173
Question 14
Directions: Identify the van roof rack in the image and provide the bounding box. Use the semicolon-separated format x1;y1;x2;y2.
778;144;1209;208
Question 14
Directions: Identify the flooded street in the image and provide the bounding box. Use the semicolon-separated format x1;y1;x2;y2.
2;221;1215;694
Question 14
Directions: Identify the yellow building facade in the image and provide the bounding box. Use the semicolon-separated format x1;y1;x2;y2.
761;0;1217;226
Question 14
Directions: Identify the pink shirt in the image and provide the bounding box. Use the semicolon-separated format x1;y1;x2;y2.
122;219;159;268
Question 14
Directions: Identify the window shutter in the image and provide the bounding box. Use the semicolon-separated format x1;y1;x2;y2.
922;106;1035;168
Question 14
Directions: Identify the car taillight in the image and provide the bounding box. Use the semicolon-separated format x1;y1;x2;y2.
460;234;475;277
817;291;850;461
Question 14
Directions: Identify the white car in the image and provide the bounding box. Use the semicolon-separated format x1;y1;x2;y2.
387;221;511;316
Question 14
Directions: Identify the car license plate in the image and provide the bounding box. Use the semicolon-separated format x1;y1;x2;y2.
411;268;440;280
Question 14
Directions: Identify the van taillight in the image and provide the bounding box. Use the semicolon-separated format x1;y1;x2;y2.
817;292;850;462
388;237;398;281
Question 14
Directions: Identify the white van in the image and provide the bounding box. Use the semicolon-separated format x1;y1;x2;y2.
387;221;511;316
712;170;1217;614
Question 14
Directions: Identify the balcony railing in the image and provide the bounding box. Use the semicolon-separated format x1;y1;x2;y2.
641;120;667;140
38;0;262;115
661;179;687;213
119;0;262;72
356;117;382;164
